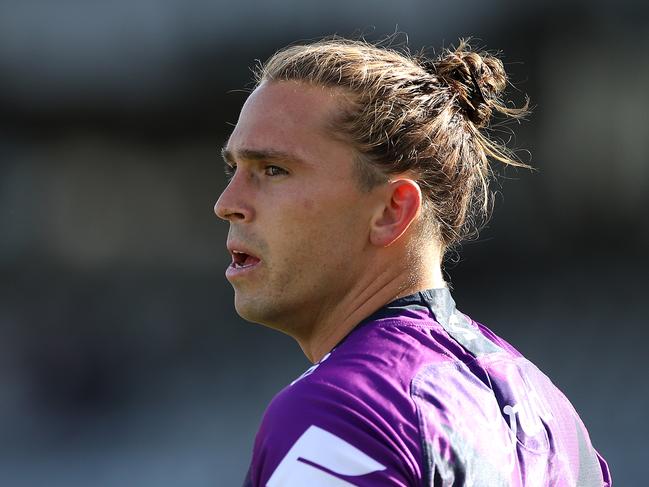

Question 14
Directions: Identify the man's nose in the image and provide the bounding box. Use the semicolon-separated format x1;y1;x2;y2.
214;177;254;223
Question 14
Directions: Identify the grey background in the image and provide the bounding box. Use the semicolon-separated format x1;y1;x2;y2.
1;0;647;485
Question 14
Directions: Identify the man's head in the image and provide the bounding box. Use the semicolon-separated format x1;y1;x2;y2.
215;38;527;343
215;80;423;336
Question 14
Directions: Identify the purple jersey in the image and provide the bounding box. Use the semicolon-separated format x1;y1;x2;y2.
243;289;611;486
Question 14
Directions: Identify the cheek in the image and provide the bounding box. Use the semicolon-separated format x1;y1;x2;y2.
264;187;367;257
268;201;332;265
301;197;315;211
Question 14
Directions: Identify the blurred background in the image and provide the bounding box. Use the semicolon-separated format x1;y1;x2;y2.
0;0;647;485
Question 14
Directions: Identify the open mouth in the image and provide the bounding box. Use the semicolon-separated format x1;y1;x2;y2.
230;250;261;269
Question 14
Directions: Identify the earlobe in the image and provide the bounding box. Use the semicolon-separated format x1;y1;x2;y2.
369;179;422;247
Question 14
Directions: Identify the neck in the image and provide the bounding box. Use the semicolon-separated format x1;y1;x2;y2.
296;253;445;363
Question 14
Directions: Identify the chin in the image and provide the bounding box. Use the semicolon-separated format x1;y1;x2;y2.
234;296;292;336
234;292;280;326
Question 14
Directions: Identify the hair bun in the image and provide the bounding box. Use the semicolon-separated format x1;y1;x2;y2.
431;41;508;128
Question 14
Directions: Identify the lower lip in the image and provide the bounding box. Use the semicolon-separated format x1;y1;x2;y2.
225;261;262;279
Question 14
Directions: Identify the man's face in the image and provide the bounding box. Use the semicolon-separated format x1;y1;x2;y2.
215;81;379;334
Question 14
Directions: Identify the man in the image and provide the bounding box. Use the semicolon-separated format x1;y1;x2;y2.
215;38;611;486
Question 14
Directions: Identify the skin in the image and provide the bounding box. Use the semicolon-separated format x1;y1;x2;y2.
214;80;446;363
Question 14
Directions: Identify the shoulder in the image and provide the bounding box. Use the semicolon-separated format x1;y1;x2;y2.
248;322;440;487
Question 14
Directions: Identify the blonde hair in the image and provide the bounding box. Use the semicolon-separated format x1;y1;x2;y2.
254;38;530;250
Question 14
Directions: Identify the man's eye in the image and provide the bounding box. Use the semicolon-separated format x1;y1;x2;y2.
224;164;236;179
265;165;288;176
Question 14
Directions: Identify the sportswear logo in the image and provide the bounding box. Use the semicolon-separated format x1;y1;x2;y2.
267;425;386;486
446;313;478;342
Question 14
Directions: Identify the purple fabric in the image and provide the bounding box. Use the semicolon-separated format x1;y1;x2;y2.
243;289;611;486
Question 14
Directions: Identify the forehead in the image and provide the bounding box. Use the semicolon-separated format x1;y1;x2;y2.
226;81;348;162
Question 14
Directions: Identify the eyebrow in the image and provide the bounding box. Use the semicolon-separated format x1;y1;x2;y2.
221;147;307;166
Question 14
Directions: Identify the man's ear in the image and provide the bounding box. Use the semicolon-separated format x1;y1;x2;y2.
369;179;422;247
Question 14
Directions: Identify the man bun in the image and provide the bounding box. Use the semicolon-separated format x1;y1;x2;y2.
425;40;516;128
